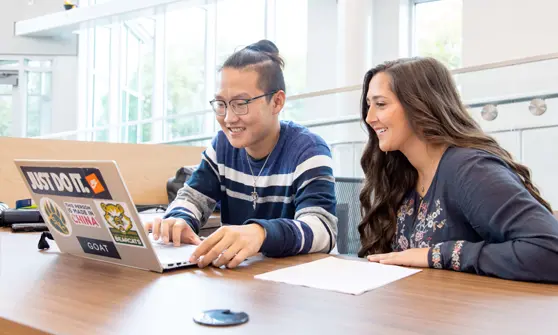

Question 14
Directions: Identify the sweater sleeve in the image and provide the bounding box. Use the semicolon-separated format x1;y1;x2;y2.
163;137;222;234
428;152;558;283
246;143;338;258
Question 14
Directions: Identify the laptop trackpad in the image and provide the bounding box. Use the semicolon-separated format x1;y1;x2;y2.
151;238;197;265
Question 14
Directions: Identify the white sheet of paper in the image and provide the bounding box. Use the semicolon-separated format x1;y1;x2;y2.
254;256;422;295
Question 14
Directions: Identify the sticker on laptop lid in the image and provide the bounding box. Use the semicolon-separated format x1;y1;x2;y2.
64;202;101;228
76;236;121;259
19;166;112;200
94;201;146;248
40;197;72;237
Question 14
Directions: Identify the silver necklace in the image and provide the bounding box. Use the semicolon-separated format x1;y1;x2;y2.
245;143;277;210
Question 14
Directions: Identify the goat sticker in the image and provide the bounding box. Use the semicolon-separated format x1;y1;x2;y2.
77;236;121;259
94;201;145;248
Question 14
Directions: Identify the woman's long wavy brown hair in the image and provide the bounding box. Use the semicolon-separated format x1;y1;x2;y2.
357;57;552;257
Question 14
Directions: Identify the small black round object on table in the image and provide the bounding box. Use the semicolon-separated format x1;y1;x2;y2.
193;309;249;327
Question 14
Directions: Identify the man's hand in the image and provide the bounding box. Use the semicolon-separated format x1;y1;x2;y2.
143;217;201;246
189;224;266;269
367;248;429;267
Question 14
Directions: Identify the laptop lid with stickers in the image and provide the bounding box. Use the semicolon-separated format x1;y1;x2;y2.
14;159;165;273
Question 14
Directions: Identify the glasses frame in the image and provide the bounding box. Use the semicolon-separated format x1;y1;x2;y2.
209;90;279;116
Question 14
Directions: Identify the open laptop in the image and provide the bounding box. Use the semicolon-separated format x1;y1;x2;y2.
14;159;198;273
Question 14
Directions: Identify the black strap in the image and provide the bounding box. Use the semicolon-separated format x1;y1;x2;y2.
38;232;54;250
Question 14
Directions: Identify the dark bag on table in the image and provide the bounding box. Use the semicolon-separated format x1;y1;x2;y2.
166;166;221;212
166;166;195;204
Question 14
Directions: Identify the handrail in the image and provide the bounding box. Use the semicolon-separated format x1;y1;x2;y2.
467;91;558;109
487;123;558;135
452;52;558;75
32;51;558;140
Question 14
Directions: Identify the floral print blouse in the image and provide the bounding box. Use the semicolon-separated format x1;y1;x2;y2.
390;147;558;282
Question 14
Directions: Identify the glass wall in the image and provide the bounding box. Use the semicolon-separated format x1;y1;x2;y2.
0;58;53;138
0;84;12;136
26;71;52;137
165;7;207;141
92;27;111;141
274;0;308;121
78;0;312;144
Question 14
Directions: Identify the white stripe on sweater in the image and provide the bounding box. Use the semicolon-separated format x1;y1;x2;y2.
293;220;306;253
215;155;333;188
206;144;218;163
297;215;331;253
169;200;202;221
225;189;294;204
297;175;335;192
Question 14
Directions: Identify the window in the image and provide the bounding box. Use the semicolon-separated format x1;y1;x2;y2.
26;60;52;68
0;60;18;68
413;0;462;69
120;19;155;143
0;58;52;138
165;7;207;141
138;19;155;143
274;0;308;121
0;85;12;136
92;27;111;142
120;26;139;143
26;71;52;137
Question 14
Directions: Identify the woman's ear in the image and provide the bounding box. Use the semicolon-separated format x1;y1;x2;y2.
272;90;286;115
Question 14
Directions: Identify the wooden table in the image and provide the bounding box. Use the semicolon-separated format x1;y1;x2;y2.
1;228;558;335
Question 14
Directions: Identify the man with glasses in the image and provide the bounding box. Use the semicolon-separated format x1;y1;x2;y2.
144;40;337;269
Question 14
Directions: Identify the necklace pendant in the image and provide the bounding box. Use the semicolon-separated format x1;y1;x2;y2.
251;190;258;210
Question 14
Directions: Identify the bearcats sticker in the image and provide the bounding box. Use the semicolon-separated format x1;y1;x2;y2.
20;166;112;200
76;236;121;259
64;202;101;228
40;197;72;237
94;201;145;248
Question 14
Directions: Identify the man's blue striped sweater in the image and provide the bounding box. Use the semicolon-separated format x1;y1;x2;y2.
164;120;338;257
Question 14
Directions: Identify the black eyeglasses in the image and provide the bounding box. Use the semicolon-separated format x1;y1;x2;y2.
209;90;278;116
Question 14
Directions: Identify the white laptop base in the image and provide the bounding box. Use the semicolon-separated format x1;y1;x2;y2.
150;235;198;270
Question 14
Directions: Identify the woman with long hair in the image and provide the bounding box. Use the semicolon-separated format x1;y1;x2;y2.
359;57;558;282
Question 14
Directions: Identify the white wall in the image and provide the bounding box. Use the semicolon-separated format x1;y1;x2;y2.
462;0;558;67
462;0;558;206
0;0;79;137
